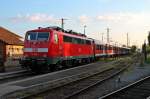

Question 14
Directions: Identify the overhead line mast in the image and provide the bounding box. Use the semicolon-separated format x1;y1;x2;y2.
61;18;68;30
127;33;129;47
106;28;110;44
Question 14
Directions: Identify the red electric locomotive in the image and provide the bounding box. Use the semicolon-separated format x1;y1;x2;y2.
20;27;95;72
20;26;130;73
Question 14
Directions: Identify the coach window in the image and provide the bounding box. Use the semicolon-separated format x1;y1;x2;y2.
105;45;107;50
110;46;112;50
101;45;104;50
54;34;58;43
108;46;110;50
96;45;99;50
100;45;102;50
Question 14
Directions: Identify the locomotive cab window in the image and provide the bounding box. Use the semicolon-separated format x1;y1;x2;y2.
26;32;37;40
37;32;49;41
26;32;49;41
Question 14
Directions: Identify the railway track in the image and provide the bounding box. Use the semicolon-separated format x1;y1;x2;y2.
0;60;118;85
0;70;34;84
0;61;113;85
100;75;150;99
27;58;133;99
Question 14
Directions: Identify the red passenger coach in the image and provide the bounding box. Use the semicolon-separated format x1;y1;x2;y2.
94;40;105;58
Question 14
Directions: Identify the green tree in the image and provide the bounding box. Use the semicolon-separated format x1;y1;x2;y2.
130;45;137;53
146;45;150;54
148;32;150;46
142;43;147;61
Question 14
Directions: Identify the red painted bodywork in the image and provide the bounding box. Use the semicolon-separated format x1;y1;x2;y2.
24;29;52;57
24;28;94;59
23;27;130;63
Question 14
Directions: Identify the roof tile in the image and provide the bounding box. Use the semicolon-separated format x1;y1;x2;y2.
0;27;23;45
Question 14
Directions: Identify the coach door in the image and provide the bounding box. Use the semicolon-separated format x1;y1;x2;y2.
92;40;96;58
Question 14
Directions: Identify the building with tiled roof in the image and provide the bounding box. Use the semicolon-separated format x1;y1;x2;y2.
0;27;24;72
0;27;23;45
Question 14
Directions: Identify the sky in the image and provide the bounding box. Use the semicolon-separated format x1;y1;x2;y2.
1;0;150;47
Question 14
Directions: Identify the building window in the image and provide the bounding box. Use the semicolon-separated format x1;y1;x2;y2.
17;48;19;52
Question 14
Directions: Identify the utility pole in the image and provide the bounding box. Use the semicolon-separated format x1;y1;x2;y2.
128;38;130;47
84;25;87;35
127;33;129;47
106;28;110;44
101;33;104;56
101;33;104;43
61;18;67;30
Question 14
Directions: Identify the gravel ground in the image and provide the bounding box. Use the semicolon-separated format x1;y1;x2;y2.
26;57;132;99
69;63;150;99
10;61;115;87
5;66;23;72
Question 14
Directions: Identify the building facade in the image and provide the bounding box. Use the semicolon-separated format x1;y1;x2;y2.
0;26;23;72
6;45;23;58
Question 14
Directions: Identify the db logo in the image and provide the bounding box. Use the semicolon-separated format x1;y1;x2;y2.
32;48;38;52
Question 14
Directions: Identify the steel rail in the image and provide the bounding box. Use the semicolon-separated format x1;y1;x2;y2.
64;63;130;99
99;75;150;99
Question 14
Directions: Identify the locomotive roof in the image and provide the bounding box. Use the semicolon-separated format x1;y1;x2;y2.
28;26;93;41
62;31;93;41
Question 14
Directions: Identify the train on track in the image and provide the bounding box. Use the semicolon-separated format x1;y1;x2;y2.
20;26;130;73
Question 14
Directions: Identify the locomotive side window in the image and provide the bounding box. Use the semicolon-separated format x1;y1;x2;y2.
26;32;37;40
72;38;78;44
72;38;85;44
81;39;85;44
86;40;91;45
37;32;49;41
54;34;58;43
79;39;85;44
63;36;72;43
63;35;91;45
77;38;81;44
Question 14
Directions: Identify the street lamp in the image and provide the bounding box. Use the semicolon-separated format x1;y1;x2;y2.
84;25;87;35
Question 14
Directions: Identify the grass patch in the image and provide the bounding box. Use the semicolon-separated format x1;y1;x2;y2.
98;58;116;62
145;55;150;64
